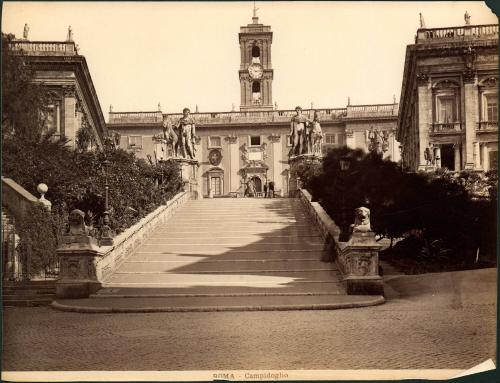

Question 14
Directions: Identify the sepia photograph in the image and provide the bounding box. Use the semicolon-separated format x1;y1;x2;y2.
1;1;498;381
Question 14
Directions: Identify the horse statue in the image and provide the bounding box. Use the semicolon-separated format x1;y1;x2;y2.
162;117;179;158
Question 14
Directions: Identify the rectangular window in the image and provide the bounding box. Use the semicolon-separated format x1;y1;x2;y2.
210;176;222;196
44;104;59;133
209;136;222;148
250;136;261;146
489;151;498;170
325;134;336;145
485;95;498;122
437;96;455;123
129;136;143;148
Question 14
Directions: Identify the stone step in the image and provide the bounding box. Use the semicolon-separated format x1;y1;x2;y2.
131;249;329;260
116;259;336;273
136;243;324;253
149;230;321;238
3;297;55;307
105;269;341;285
99;280;344;295
144;236;323;245
52;294;384;313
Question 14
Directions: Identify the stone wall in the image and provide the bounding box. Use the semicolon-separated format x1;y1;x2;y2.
298;188;383;295
1;177;40;221
96;191;190;282
56;191;190;298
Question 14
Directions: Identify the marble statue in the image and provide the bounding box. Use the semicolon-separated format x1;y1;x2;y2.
162;117;179;157
419;13;426;28
351;207;371;233
424;144;434;166
23;23;29;40
67;26;73;42
464;11;471;25
68;209;88;236
308;111;323;156
290;106;309;156
176;108;196;159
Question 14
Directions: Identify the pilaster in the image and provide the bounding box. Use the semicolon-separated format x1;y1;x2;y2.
464;79;479;169
482;144;490;171
417;78;431;170
227;135;240;192
269;134;282;188
454;143;461;171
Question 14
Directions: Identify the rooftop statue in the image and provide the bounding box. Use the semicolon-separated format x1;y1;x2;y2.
23;23;29;40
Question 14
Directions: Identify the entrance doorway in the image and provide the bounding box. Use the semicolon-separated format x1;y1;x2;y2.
250;176;262;193
210;176;222;196
440;144;455;170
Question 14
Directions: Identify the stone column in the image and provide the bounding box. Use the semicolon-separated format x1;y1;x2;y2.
63;85;77;149
454;143;461;171
464;80;478;169
473;141;481;169
228;135;239;192
417;79;432;170
482;144;489;172
434;146;442;168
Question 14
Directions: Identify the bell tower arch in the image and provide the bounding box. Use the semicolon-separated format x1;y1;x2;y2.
238;7;273;111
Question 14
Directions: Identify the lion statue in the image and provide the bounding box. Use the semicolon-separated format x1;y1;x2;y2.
351;207;371;233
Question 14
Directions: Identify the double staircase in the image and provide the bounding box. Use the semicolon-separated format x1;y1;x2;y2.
72;198;378;311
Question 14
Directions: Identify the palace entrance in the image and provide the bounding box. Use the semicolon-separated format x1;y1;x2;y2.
250;176;262;193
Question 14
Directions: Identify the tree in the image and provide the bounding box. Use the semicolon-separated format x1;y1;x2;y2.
1;33;49;143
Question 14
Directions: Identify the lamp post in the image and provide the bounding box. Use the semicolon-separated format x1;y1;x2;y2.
339;154;351;241
100;159;113;246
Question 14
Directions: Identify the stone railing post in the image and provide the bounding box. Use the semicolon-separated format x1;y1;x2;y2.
337;207;383;295
56;209;102;298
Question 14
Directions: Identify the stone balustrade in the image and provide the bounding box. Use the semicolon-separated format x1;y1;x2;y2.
1;177;52;220
298;188;383;295
108;104;398;126
56;191;190;298
477;121;498;131
8;41;77;56
416;24;498;43
431;122;463;133
108;111;163;124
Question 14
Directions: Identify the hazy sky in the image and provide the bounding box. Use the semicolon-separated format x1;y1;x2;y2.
2;1;497;119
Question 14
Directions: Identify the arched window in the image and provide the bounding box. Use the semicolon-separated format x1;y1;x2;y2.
252;81;260;93
252;45;260;58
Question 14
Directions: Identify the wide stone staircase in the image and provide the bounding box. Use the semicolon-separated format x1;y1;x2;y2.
53;198;383;312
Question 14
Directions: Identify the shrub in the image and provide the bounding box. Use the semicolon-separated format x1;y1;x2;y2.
17;204;65;278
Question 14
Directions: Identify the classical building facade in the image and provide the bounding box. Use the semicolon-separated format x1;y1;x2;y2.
8;35;108;149
107;13;400;197
397;20;498;172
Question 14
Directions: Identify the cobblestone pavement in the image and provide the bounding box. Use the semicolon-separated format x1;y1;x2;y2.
2;269;496;371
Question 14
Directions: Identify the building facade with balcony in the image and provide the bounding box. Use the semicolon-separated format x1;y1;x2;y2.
397;21;498;172
8;36;108;149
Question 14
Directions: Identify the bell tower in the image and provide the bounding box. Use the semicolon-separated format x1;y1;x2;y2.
238;6;273;111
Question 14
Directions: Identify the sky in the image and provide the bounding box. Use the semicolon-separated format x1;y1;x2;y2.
2;1;498;120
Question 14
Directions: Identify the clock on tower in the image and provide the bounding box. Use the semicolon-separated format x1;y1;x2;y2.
238;8;274;111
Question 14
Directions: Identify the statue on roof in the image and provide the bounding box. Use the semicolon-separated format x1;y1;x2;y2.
419;13;426;29
23;23;29;40
464;11;471;25
67;26;73;42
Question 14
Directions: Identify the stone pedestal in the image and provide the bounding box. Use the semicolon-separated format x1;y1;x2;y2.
174;158;202;200
337;231;383;295
288;154;322;197
56;234;102;299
